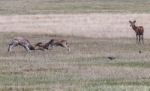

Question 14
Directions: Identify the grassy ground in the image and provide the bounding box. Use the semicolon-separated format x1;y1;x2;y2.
1;14;150;38
0;0;150;91
0;33;150;90
0;0;150;14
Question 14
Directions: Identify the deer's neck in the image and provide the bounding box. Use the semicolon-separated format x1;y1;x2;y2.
132;25;138;33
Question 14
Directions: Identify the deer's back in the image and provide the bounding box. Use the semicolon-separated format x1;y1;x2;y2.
137;26;144;34
53;39;67;44
12;37;31;46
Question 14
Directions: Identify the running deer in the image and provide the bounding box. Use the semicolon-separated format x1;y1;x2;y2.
129;20;144;44
35;39;70;52
8;37;43;52
49;39;70;52
34;41;51;50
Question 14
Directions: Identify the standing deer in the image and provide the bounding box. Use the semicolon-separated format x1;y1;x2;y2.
129;20;144;44
35;39;70;52
8;37;43;52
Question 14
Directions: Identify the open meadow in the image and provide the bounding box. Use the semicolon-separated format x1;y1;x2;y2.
0;0;150;91
0;13;150;91
0;33;150;91
0;0;150;14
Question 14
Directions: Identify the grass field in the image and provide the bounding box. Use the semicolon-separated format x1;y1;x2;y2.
0;0;150;14
1;14;150;38
0;33;150;91
0;0;150;90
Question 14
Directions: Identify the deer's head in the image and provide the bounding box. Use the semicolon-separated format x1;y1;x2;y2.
48;39;55;45
129;20;136;27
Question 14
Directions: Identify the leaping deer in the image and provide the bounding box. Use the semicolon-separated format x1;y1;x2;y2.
8;37;44;52
35;39;70;52
34;41;51;51
129;20;144;44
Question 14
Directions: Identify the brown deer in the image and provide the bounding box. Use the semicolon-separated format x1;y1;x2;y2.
8;37;44;52
35;39;70;52
34;41;51;51
49;39;70;52
129;20;144;44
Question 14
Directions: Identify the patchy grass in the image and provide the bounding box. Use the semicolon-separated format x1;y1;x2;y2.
1;33;150;90
0;0;150;14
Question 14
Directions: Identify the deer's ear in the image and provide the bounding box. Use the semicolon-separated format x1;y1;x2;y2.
129;21;131;23
133;20;136;23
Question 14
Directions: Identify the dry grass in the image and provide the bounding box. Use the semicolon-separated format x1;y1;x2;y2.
0;14;150;38
0;0;150;90
0;0;150;14
0;13;150;91
0;33;150;90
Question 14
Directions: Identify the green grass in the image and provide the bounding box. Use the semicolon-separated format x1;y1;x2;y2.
0;0;150;14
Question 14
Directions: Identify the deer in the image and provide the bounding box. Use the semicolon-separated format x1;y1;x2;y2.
35;39;70;52
34;41;51;51
129;20;144;44
49;39;70;52
8;37;44;52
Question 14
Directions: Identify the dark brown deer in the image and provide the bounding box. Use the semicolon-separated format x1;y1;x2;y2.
8;37;43;52
35;39;70;52
129;20;144;44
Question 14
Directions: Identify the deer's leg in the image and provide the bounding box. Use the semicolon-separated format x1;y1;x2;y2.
8;44;12;52
8;43;17;52
66;43;70;52
139;35;141;44
22;45;31;52
136;34;138;44
67;46;70;52
142;34;144;44
62;43;70;52
26;45;31;52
